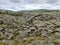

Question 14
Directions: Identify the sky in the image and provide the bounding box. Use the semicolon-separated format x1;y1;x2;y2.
0;0;60;11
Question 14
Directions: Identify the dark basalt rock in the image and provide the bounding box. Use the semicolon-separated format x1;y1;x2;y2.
0;19;4;24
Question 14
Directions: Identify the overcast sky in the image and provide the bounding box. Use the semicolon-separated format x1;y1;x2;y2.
0;0;60;11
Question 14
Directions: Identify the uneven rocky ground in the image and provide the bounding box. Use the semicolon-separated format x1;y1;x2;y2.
0;10;60;45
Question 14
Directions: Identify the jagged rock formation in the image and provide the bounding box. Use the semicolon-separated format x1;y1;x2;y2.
0;10;60;45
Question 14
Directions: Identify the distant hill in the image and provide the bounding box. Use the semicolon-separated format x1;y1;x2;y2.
0;9;60;14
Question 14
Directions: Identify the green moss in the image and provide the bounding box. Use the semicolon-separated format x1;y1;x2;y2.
26;39;33;43
0;36;6;40
13;41;19;45
54;42;59;45
0;42;8;45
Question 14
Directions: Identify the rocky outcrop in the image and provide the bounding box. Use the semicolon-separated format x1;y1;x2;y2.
0;11;60;45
